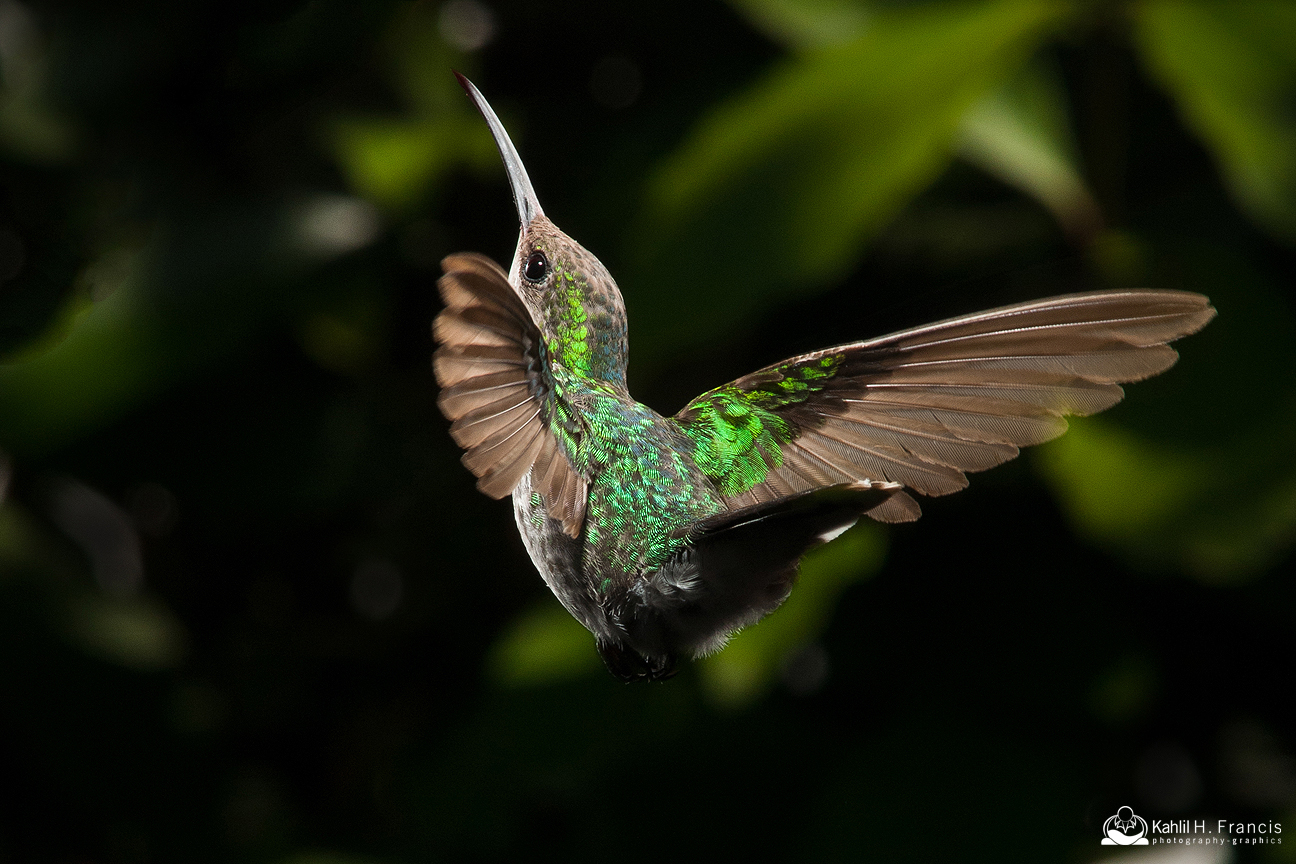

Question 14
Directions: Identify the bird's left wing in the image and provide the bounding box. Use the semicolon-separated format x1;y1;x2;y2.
434;253;588;536
672;289;1215;522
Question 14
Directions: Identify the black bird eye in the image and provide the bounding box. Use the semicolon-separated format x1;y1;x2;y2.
524;250;549;283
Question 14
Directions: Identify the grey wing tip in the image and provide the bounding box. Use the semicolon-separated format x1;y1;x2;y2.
1148;290;1217;339
473;472;514;500
866;489;922;523
1190;301;1218;334
1147;294;1216;347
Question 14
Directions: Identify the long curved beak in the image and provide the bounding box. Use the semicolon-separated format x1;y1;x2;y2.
454;72;545;227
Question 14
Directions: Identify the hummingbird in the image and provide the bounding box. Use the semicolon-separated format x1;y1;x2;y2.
434;73;1215;682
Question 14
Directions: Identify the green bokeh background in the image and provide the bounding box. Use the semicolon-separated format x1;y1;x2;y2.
1;0;1294;861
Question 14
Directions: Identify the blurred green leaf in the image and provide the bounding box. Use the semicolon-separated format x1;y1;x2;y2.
0;499;53;573
698;524;885;707
629;0;1072;359
0;204;370;455
1038;417;1211;544
0;1;76;163
959;60;1101;239
66;592;187;670
727;0;873;50
332;116;487;211
1132;0;1296;242
0;252;164;453
327;2;497;212
0;89;76;163
487;601;602;687
1038;408;1296;581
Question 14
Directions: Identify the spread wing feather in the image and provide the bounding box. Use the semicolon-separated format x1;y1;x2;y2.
434;253;587;536
674;289;1215;522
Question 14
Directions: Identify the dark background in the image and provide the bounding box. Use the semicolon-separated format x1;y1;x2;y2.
1;1;1293;861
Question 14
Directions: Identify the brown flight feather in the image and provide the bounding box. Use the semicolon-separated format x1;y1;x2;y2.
434;253;588;536
677;289;1215;522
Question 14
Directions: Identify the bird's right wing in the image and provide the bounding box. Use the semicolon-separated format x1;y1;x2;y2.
434;253;588;536
673;290;1215;522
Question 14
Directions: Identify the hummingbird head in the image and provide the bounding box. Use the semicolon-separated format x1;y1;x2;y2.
455;72;629;386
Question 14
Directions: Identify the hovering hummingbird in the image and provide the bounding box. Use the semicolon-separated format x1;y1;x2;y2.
434;73;1215;681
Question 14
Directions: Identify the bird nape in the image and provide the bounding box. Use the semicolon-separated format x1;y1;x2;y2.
433;73;1216;683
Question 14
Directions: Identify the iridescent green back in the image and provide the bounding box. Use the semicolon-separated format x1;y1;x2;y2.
674;355;844;496
521;369;725;585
